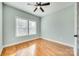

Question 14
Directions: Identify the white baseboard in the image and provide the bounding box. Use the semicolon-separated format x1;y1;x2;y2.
4;37;74;48
4;37;39;48
41;37;74;48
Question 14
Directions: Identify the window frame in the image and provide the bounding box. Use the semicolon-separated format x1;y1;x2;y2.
16;17;37;37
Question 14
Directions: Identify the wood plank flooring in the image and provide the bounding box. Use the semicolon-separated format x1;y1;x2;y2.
1;38;74;56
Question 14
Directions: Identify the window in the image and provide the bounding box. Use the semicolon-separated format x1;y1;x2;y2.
29;21;36;35
16;17;37;37
16;17;28;37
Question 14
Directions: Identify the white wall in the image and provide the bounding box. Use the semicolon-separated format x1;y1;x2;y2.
41;4;75;46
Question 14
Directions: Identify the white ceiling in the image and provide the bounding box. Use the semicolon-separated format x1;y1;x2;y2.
4;2;74;17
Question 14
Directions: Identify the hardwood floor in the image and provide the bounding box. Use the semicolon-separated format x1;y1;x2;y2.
1;38;74;56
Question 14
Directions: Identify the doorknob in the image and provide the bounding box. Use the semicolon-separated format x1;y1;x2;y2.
74;35;78;37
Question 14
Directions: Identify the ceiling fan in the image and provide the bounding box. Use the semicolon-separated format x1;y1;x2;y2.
27;2;50;12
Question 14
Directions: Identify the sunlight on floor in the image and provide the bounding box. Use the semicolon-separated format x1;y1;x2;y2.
15;44;36;56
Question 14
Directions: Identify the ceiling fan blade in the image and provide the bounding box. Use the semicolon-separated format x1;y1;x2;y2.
40;7;44;12
41;2;50;6
34;7;37;12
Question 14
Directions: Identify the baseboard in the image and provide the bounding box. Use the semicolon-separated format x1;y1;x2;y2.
4;37;39;48
4;37;74;48
41;37;74;48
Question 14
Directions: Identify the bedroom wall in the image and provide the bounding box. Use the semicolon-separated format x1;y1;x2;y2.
41;4;75;46
77;3;79;51
0;2;3;54
3;4;41;46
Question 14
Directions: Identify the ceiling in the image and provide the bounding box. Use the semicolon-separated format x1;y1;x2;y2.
4;2;74;17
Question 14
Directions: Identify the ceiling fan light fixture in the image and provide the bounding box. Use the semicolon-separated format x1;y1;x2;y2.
27;2;50;12
37;6;40;9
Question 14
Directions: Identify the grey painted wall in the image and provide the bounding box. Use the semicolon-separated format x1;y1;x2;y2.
41;4;75;46
0;2;3;52
77;4;79;55
3;4;41;45
77;5;79;48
